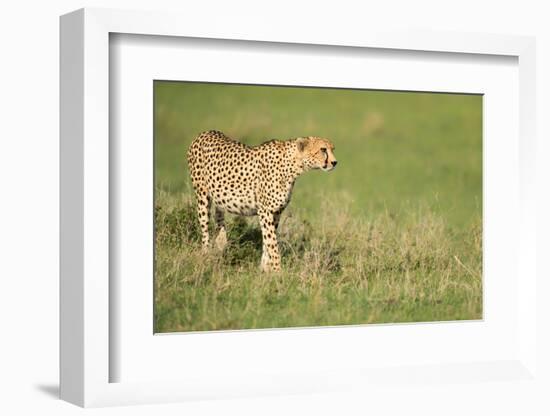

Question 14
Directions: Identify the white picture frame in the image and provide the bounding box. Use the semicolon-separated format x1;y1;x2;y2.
60;7;538;408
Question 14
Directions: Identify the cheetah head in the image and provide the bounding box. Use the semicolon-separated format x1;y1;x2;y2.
296;136;337;172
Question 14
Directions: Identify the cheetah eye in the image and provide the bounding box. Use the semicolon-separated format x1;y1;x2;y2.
320;147;327;153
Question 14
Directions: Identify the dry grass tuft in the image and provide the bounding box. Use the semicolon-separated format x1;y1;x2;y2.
154;191;482;332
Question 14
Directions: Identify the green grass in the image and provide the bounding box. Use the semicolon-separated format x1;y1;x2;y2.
154;81;482;332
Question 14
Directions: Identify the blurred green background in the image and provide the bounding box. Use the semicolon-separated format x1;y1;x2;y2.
154;81;482;229
154;81;482;331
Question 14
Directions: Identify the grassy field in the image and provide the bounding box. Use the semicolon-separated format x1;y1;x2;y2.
154;81;482;332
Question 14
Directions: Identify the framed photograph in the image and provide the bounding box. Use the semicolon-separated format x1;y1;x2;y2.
153;80;482;334
60;8;538;408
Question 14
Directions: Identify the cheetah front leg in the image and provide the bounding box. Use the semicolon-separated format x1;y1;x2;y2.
214;206;227;251
195;191;211;252
273;210;282;231
260;211;282;270
258;209;281;272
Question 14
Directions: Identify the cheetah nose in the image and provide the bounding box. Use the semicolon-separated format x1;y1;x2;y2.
331;160;338;167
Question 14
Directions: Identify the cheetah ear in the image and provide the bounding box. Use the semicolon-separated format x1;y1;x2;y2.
296;137;309;152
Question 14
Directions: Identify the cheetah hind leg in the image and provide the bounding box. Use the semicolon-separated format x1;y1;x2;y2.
214;206;227;251
195;191;211;253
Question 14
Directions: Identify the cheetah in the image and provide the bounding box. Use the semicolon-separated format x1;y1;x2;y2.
187;130;338;272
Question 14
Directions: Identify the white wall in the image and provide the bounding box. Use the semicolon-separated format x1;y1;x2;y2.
1;1;548;415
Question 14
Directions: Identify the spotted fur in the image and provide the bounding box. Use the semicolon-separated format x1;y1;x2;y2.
187;130;337;272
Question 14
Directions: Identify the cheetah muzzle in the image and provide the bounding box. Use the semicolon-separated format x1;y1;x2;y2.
187;130;338;272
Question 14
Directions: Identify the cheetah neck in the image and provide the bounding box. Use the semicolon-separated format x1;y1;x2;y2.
272;149;302;209
285;142;308;181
